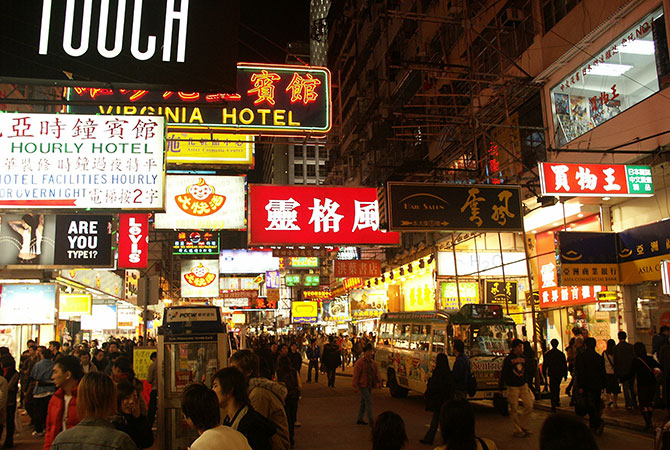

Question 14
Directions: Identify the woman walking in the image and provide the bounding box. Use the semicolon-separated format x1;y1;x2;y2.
632;342;661;430
603;339;620;408
420;353;454;445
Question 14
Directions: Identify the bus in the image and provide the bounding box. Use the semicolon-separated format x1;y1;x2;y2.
375;303;515;412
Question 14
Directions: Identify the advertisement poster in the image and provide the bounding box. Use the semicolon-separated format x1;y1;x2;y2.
0;113;165;210
0;284;56;325
349;289;387;319
322;298;350;322
53;215;113;266
154;176;246;230
181;260;220;298
0;214;56;266
59;293;92;318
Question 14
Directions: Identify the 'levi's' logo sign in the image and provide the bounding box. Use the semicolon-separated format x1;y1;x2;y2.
39;0;190;62
118;213;148;268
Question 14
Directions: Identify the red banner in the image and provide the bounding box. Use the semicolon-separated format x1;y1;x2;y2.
118;214;149;268
539;162;653;197
248;185;401;245
333;260;381;278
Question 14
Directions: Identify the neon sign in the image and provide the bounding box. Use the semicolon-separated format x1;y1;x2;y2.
67;63;332;135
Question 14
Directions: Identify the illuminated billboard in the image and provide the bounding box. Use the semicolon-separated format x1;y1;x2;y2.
0;284;56;325
66;63;331;135
0;113;165;210
219;250;279;274
154;176;246;230
166;132;254;166
0;1;238;92
248;185;401;245
181;259;219;298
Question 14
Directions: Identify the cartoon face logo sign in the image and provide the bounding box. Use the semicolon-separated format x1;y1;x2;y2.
183;263;217;287
175;178;226;217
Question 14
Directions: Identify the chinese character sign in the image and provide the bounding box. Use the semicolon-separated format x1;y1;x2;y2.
0;113;165;209
166;132;254;166
154;176;246;230
266;271;280;289
539;162;654;197
556;231;620;285
349;289;387;319
484;281;518;304
535;231;603;308
248;185;401;245
333;260;382;278
387;182;523;231
172;230;219;256
66;63;331;135
181;260;219;298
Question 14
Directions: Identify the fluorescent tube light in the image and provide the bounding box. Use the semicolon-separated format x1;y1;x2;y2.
589;63;633;76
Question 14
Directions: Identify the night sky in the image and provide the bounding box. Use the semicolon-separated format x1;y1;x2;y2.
238;1;311;64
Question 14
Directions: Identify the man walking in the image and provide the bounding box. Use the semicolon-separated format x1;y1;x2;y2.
321;337;341;388
543;339;568;412
575;337;606;434
352;344;381;426
305;341;320;383
500;339;534;438
452;339;470;400
614;331;636;410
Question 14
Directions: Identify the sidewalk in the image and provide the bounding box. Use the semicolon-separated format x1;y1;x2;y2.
533;387;666;434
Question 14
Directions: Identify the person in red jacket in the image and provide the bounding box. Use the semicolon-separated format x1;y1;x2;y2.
44;356;82;449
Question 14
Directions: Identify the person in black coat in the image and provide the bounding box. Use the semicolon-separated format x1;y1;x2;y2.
420;353;454;445
213;367;276;450
633;341;662;430
112;381;154;449
574;337;606;434
542;339;568;412
321;336;342;388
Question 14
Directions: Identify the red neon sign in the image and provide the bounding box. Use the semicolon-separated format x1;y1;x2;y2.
248;185;401;246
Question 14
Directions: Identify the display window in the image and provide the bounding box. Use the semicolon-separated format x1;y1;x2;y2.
550;7;669;147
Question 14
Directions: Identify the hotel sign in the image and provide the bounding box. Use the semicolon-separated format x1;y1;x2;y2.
0;113;165;210
67;63;332;135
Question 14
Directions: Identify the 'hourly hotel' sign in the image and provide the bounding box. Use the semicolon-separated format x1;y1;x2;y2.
0;113;165;210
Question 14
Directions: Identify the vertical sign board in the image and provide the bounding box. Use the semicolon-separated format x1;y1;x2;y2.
53;215;113;267
248;185;401;245
154;176;246;230
118;214;149;268
663;261;670;295
0;113;165;210
539;163;654;197
0;1;238;92
181;260;219;298
386;182;524;231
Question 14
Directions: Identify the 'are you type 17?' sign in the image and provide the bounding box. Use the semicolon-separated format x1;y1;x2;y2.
0;113;165;209
54;215;113;267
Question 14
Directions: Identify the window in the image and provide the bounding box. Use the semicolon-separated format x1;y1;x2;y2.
294;164;304;177
410;324;431;351
543;0;583;34
306;147;316;158
319;165;328;179
379;323;393;345
550;7;669;146
306;164;316;177
393;323;410;349
294;147;303;158
469;324;515;356
431;328;446;354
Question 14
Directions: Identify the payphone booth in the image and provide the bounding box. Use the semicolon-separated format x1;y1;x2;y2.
157;306;229;450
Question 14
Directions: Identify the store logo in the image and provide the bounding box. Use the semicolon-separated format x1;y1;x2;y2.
183;263;216;287
175;178;226;217
126;217;145;264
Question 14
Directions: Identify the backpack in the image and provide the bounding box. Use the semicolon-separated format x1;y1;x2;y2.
467;372;478;397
